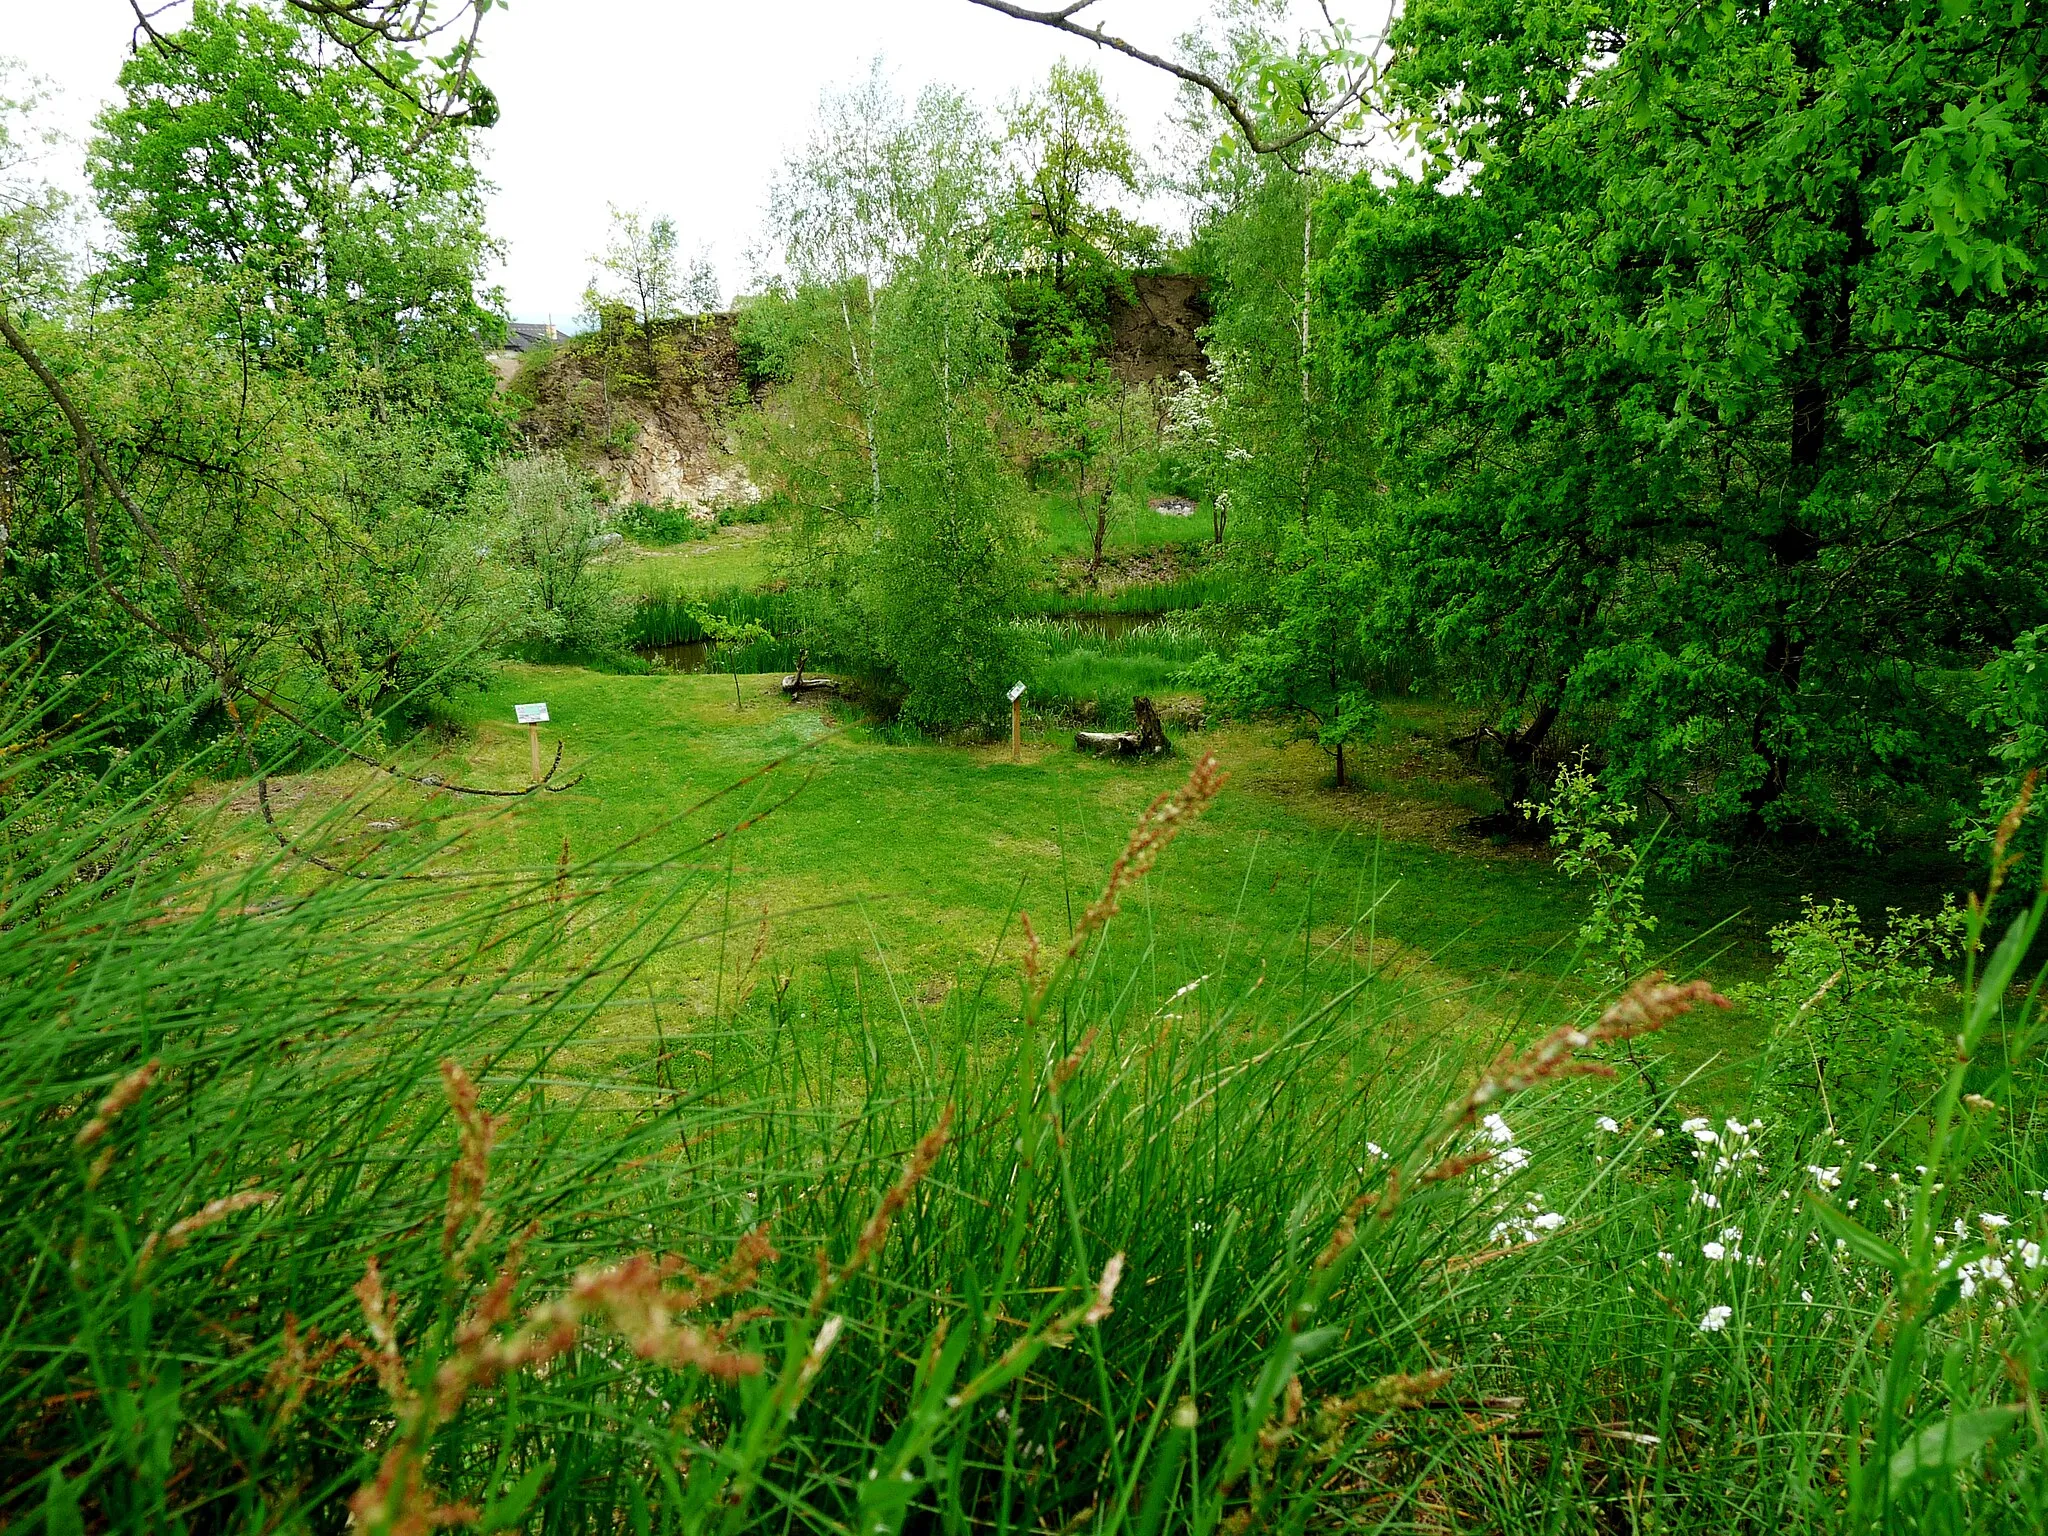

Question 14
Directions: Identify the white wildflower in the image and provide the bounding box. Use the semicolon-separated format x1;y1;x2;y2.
1698;1305;1732;1333
1806;1165;1843;1190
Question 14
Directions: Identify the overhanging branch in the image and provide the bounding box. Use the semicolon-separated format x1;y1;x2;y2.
965;0;1371;154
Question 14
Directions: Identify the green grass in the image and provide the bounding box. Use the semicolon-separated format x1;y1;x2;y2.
1018;616;1215;726
1020;568;1238;617
210;661;1979;1096
10;654;2045;1533
1026;482;1215;562
612;523;777;599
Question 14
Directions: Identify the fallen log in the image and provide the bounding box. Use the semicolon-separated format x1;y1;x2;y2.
1075;695;1169;756
780;674;839;696
1076;729;1144;755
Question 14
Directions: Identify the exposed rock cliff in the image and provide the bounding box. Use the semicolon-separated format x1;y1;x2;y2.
507;314;764;514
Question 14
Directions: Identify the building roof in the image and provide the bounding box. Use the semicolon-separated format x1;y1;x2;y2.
497;321;564;354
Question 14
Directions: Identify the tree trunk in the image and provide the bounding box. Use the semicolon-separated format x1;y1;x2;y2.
1089;484;1110;575
1334;740;1345;788
1077;698;1169;757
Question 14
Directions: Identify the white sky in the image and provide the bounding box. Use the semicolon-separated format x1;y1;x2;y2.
1;0;1249;322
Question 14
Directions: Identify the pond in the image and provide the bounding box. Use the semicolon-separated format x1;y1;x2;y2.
641;639;715;672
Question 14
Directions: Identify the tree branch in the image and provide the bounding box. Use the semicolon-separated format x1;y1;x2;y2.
965;0;1368;154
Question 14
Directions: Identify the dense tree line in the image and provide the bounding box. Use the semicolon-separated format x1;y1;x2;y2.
1171;0;2047;856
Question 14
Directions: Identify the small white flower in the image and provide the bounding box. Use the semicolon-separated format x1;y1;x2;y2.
1720;1226;1744;1244
1703;1241;1727;1261
1657;1251;1676;1264
2020;1241;2042;1270
1980;1213;2011;1229
1691;1188;1721;1210
1366;1142;1384;1159
1496;1146;1532;1173
1698;1305;1733;1333
1532;1211;1565;1232
1800;1289;1814;1303
1681;1117;1718;1145
1482;1113;1515;1145
1806;1165;1843;1190
1596;1116;1621;1134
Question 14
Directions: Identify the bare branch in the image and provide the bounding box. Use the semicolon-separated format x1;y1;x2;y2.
966;0;1371;154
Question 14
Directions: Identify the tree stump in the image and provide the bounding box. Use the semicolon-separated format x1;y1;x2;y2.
1075;696;1170;756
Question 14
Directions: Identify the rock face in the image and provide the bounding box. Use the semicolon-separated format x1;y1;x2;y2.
508;314;765;514
1108;274;1210;385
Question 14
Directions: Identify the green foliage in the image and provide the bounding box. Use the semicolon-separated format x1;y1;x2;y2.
1020;317;1146;573
0;61;73;316
585;204;718;331
89;0;504;450
8;668;2048;1532
2;292;514;742
1189;519;1378;785
1318;0;2048;848
1015;615;1215;726
1748;896;1966;1124
1001;61;1156;294
495;453;632;656
1962;627;2048;870
1525;758;1658;990
616;500;714;545
758;77;1026;730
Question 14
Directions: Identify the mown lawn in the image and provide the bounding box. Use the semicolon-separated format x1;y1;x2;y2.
204;655;1970;1109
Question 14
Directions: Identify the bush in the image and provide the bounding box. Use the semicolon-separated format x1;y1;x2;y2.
616;501;713;545
495;453;634;655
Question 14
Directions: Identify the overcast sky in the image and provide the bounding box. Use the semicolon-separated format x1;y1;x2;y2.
2;0;1250;322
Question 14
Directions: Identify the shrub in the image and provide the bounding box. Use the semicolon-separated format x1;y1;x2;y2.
496;453;634;655
616;500;713;545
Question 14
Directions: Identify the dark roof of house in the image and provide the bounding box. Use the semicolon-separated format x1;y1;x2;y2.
498;321;564;353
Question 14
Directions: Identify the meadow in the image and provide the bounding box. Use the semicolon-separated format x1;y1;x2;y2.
7;3;2046;1524
9;647;2044;1534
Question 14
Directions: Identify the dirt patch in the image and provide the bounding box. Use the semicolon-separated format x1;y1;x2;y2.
1109;274;1209;384
1046;543;1207;596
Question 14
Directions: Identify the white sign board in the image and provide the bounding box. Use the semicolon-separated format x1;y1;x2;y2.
514;702;550;725
1007;681;1027;703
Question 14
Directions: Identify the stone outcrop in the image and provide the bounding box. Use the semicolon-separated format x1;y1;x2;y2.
508;314;764;514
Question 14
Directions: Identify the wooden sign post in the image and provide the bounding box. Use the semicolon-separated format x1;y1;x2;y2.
514;702;550;782
1007;682;1026;763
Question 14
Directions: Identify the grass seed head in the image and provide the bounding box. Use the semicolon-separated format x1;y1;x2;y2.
1068;752;1228;957
1453;974;1727;1123
137;1188;278;1271
439;1060;503;1264
850;1105;954;1275
74;1057;161;1150
1083;1252;1125;1325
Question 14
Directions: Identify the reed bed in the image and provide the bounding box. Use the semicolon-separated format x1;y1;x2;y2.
1020;570;1237;619
630;586;794;649
1016;616;1216;727
4;664;2045;1534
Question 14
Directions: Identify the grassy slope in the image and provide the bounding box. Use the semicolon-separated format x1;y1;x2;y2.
235;659;1935;1103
